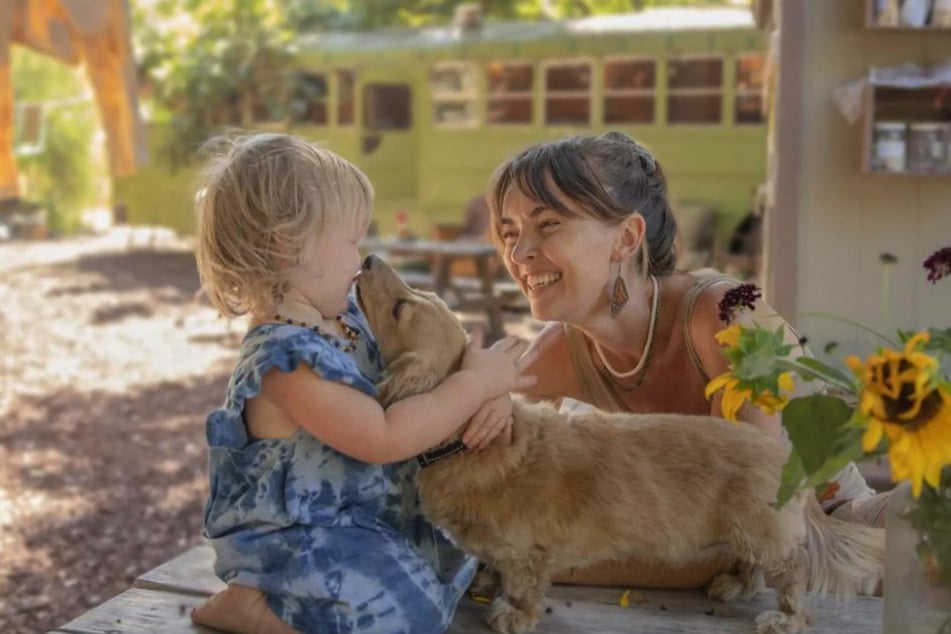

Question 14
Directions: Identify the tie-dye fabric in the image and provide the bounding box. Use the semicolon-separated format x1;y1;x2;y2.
202;298;476;634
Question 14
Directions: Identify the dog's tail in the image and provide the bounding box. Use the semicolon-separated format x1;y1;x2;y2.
804;496;884;596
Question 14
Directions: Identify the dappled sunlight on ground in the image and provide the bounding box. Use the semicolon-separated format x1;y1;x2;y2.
0;229;541;633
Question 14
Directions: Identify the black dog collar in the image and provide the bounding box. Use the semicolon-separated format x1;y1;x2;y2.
416;439;467;468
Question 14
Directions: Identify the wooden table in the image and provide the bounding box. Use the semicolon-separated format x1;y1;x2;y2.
48;544;883;633
360;237;514;341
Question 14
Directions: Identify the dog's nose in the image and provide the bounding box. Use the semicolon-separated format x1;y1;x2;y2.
363;255;375;270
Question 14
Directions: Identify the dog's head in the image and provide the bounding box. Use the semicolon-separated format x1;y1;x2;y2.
357;255;468;406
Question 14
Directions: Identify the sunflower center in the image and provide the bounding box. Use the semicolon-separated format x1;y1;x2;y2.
878;359;942;430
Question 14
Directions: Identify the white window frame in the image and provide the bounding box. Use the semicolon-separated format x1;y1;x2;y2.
665;54;724;126
542;57;594;127
602;55;657;125
430;61;479;129
485;60;534;127
733;52;765;126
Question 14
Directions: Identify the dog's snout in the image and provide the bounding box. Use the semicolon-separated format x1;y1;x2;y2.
363;255;375;270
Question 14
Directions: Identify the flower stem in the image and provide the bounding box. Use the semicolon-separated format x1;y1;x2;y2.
775;358;856;393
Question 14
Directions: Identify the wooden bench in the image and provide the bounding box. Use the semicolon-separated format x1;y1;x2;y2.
48;544;883;633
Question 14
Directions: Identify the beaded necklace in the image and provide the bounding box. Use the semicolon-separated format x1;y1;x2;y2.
593;275;660;393
274;313;360;353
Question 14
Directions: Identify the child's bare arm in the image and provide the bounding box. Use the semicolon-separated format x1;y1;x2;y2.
261;336;535;464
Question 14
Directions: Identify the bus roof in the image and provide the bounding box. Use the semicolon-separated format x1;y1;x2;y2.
297;7;756;53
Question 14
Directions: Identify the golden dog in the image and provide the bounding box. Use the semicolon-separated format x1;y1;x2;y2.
356;255;883;634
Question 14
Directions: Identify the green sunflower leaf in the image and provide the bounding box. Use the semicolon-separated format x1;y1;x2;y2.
782;395;855;475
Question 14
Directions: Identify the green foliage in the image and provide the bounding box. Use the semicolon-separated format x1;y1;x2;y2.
18;105;99;234
11;48;100;234
132;0;744;163
775;395;865;507
134;0;297;166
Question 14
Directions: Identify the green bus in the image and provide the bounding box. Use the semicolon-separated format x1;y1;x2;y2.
117;6;766;245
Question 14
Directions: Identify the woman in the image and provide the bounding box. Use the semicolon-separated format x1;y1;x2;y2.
487;131;888;588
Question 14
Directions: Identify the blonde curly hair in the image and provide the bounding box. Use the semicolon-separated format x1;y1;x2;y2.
195;132;373;318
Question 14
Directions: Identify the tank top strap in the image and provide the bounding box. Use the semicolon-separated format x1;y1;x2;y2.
681;270;740;385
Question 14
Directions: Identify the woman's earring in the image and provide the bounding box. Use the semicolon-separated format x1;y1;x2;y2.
610;261;629;318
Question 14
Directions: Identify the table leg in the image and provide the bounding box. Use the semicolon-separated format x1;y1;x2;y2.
476;257;505;342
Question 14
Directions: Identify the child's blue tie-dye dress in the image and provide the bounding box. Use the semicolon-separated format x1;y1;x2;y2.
202;299;477;634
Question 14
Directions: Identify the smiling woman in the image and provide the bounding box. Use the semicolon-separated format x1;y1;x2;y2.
484;132;888;590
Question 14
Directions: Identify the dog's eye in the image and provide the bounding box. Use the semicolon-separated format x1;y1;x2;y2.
392;299;407;320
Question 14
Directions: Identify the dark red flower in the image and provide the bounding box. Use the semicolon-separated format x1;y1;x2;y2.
923;247;951;284
718;283;762;323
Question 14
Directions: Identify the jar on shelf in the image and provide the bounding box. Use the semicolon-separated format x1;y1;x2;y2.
907;123;948;172
873;121;907;172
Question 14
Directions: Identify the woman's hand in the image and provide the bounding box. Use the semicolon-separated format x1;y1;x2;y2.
461;330;537;399
462;394;513;450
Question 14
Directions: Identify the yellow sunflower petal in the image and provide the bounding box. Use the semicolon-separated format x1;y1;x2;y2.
705;372;734;400
862;420;884;452
778;372;795;393
715;324;742;348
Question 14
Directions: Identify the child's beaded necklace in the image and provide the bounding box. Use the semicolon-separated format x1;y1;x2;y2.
273;313;360;353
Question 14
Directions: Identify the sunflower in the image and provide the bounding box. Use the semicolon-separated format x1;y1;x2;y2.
848;332;951;497
705;370;795;422
706;324;796;421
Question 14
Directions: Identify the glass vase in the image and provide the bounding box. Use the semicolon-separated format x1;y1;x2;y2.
882;478;951;634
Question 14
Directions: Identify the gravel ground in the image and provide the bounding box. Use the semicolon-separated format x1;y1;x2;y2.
0;229;247;634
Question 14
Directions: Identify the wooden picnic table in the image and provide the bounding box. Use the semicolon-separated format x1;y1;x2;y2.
48;544;883;633
360;237;514;341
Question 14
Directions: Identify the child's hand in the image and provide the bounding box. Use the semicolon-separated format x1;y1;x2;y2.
462;394;513;450
461;330;537;399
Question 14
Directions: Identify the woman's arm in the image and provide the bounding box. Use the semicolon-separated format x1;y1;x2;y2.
554;553;736;589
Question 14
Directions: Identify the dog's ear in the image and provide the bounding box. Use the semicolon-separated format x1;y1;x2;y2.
377;351;443;407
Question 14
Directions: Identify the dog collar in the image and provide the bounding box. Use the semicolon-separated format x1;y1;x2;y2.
416;439;467;468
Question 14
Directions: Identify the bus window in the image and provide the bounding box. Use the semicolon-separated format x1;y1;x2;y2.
667;57;722;125
544;61;591;125
291;72;329;125
336;69;355;126
735;54;765;125
603;58;655;124
363;84;412;131
487;61;533;125
431;63;478;127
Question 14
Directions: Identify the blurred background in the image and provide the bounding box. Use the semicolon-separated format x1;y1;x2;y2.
1;0;949;631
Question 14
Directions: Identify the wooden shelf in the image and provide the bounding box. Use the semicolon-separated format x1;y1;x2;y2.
861;84;951;175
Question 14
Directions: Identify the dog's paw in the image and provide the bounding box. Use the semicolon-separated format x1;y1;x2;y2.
707;573;747;602
486;598;536;634
469;566;502;599
754;610;808;634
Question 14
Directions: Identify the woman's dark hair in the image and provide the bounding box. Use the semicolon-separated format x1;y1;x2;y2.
488;131;678;276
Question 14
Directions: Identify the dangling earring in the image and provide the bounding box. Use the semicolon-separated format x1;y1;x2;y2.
610;260;629;318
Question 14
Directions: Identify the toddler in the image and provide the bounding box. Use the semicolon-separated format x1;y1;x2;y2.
189;133;533;634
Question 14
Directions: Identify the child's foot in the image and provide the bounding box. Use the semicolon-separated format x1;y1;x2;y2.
191;584;299;634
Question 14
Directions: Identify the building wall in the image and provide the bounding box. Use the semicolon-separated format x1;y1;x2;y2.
779;0;951;355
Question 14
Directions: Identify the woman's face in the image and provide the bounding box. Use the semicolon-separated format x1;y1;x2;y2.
498;186;621;323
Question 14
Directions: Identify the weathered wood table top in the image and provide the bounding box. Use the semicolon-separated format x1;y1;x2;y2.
49;544;883;633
